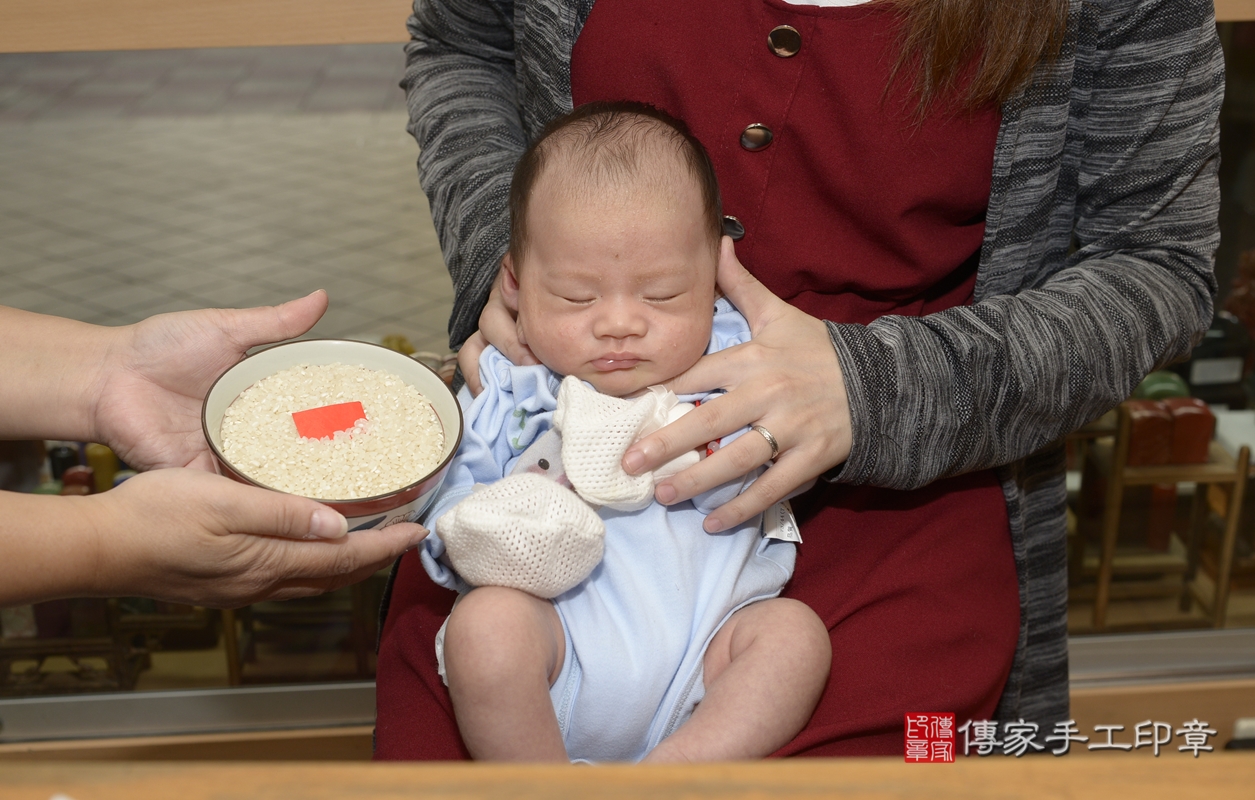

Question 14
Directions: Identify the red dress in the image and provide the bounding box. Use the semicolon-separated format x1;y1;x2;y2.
374;0;1021;758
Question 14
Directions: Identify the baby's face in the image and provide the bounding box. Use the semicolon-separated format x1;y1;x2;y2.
512;172;717;397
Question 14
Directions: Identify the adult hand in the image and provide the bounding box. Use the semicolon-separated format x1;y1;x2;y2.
89;291;329;473
622;238;853;532
458;265;538;396
87;469;427;607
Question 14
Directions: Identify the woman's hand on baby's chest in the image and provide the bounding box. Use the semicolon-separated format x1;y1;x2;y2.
623;238;851;532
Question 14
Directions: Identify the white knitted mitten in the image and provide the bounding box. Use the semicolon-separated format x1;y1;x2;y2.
651;402;701;481
553;377;679;511
439;472;606;598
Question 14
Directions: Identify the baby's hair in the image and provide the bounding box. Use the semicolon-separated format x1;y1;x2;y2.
508;101;723;267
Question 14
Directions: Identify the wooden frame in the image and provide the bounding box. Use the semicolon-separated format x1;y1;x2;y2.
2;2;1254;55
3;755;1255;798
1217;0;1255;21
0;0;412;54
0;726;376;761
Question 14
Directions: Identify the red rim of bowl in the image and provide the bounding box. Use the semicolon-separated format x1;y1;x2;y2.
201;339;463;515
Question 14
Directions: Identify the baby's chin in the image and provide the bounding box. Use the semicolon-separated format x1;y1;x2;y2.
578;368;657;398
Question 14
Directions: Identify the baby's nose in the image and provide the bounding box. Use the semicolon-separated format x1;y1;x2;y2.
593;297;648;338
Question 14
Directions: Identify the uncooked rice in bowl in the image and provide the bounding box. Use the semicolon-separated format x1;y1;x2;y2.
219;362;444;500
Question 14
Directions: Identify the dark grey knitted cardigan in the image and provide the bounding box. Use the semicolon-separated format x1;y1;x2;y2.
401;0;1225;729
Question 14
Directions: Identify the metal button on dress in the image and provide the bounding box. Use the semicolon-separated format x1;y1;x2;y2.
740;123;773;151
767;25;801;57
722;215;745;241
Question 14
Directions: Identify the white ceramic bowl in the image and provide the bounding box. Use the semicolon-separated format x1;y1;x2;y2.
202;339;463;530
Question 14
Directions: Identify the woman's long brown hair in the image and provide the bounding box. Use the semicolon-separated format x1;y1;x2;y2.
888;0;1070;114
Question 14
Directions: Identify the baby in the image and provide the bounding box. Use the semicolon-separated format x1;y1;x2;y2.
417;102;830;763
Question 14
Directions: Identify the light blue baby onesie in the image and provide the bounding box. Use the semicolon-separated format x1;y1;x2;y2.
420;298;797;762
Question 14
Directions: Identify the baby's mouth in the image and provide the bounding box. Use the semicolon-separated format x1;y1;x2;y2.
593;355;641;371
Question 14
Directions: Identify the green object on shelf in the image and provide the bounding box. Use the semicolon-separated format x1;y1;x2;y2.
32;480;62;494
380;333;416;356
1133;370;1191;400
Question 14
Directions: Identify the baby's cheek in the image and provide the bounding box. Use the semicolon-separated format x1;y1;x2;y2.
529;319;584;373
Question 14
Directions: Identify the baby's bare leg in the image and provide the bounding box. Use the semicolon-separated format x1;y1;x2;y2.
644;598;831;763
442;586;567;761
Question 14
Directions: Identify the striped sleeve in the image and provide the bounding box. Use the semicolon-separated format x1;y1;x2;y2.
829;0;1223;491
402;0;524;350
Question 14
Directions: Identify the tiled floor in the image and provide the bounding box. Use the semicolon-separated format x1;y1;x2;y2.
0;45;408;121
0;45;453;355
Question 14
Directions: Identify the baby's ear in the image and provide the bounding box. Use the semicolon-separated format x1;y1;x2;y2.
500;254;526;346
500;253;521;306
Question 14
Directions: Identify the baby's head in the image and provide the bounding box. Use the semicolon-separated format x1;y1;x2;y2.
501;101;723;398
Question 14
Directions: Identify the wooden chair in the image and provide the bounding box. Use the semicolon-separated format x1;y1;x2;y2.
0;599;212;694
1088;402;1250;629
219;578;382;686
